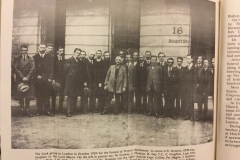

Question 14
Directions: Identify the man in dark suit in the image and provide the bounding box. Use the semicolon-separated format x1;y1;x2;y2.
94;50;105;113
12;45;35;117
144;51;151;67
124;54;136;113
86;51;96;112
146;56;163;118
158;52;168;67
79;50;90;114
183;55;195;122
135;54;148;114
52;46;65;114
195;55;203;77
196;59;212;122
210;58;215;104
101;51;111;112
64;48;89;117
101;56;127;115
33;43;54;116
162;58;177;119
119;50;126;65
174;57;187;117
133;52;138;66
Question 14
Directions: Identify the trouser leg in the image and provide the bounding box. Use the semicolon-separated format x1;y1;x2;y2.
103;92;114;112
142;91;147;114
147;91;153;114
198;94;203;118
52;93;56;113
36;97;43;114
115;93;121;112
153;92;159;114
128;91;133;113
203;95;208;120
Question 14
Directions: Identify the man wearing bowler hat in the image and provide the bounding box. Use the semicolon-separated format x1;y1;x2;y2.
12;45;35;117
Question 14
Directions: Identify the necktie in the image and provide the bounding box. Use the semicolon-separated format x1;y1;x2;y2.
169;68;172;77
91;60;93;65
23;55;25;61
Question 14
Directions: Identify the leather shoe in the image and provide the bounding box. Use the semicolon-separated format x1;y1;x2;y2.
114;111;119;115
46;111;53;116
146;112;152;116
67;113;71;117
155;113;159;118
19;108;24;117
195;117;202;122
36;112;41;116
26;109;33;117
170;114;177;119
100;110;107;115
160;114;168;118
190;116;194;122
182;115;189;120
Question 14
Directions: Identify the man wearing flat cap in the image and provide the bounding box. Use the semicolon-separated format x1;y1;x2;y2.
12;44;35;117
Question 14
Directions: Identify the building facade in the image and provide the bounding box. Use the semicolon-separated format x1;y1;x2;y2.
12;0;215;62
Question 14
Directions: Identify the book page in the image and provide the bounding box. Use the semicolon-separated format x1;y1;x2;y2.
1;0;218;160
217;0;240;159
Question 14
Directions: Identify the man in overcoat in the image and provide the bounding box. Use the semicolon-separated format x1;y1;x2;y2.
162;58;177;119
124;54;136;113
33;43;54;116
64;48;89;117
135;54;148;114
12;45;35;117
52;46;65;114
146;56;163;118
196;59;212;122
101;56;127;115
174;57;187;117
183;55;195;122
94;50;105;112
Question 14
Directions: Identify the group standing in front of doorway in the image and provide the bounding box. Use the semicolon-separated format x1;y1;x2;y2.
12;43;215;122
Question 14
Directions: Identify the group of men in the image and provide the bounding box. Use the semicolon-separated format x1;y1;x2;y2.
12;43;215;122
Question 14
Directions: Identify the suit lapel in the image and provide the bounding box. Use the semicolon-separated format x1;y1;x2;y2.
19;56;30;70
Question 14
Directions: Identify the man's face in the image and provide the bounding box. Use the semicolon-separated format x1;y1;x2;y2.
133;52;138;61
58;48;64;56
74;50;81;58
119;51;124;59
167;59;174;67
46;46;53;54
177;59;183;66
151;57;157;65
126;55;131;62
39;44;46;54
79;52;86;59
115;57;121;65
212;58;215;67
159;54;165;62
145;52;151;60
104;52;110;60
197;56;203;64
88;53;95;60
203;60;209;68
96;52;102;59
186;56;193;64
139;54;144;63
21;47;28;55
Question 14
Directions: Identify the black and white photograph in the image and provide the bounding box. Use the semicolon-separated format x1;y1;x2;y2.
10;0;217;149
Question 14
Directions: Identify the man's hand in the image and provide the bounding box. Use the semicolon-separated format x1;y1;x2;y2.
37;75;42;79
196;84;199;88
84;82;87;87
52;80;56;84
22;77;28;82
48;79;52;82
123;88;126;92
99;83;102;87
104;86;107;90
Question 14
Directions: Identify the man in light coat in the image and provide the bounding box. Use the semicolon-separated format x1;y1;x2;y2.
101;56;127;115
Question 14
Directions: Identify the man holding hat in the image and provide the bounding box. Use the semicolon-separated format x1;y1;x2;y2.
12;44;35;117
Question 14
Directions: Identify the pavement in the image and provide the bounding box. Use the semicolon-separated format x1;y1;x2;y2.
11;98;214;149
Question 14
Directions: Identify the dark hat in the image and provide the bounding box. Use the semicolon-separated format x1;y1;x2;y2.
17;83;29;93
